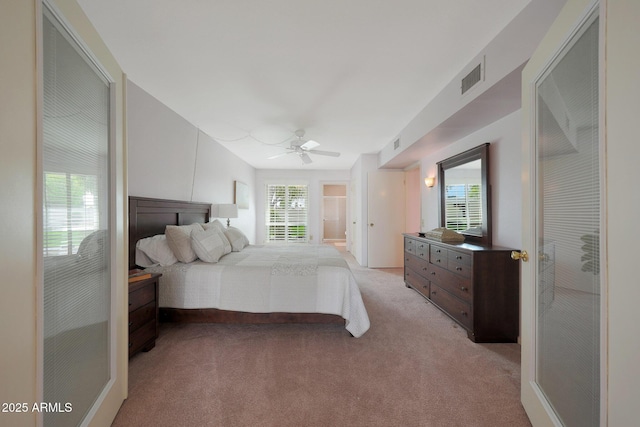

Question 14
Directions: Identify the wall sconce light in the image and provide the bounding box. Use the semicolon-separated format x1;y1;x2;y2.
424;177;436;188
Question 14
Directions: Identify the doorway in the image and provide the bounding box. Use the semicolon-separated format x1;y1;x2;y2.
322;184;347;249
520;3;603;425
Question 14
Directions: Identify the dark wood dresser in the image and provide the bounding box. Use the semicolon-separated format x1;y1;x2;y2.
128;273;161;358
403;233;519;343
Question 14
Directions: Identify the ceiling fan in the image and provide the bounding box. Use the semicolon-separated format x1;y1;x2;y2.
268;129;340;164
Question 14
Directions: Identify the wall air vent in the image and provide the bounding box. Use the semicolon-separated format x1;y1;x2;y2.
393;138;400;150
461;62;482;95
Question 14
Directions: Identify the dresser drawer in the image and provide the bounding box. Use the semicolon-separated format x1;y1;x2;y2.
430;284;472;330
405;267;430;299
129;301;156;333
129;282;156;312
448;250;471;267
128;319;156;357
404;237;416;255
448;260;472;278
430;245;448;269
414;240;429;260
429;264;472;303
405;253;431;279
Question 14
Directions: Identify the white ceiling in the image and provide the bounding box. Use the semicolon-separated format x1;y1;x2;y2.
77;0;530;170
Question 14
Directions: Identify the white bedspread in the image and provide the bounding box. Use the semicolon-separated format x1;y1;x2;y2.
147;245;370;337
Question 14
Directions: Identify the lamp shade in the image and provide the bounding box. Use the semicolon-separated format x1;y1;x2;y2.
214;204;238;219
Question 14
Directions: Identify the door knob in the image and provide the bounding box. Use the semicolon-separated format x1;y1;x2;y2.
511;250;529;262
369;223;374;227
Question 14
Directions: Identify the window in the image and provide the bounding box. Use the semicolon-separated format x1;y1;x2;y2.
43;172;101;256
265;184;308;242
444;183;482;232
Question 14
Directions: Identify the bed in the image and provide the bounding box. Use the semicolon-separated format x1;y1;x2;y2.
129;196;370;337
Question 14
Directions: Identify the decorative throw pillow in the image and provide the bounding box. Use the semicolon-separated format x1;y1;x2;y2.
190;228;229;263
202;219;225;232
165;223;204;263
223;226;250;252
136;234;178;266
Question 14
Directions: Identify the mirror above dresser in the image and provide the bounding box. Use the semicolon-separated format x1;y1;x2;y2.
437;143;491;246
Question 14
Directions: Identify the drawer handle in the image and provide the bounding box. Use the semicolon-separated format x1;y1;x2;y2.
456;267;462;271
422;285;428;289
419;253;425;257
456;255;462;260
460;286;468;292
431;272;436;276
436;249;441;253
128;322;133;327
436;259;441;263
431;291;436;295
460;311;468;317
422;267;427;271
129;302;132;306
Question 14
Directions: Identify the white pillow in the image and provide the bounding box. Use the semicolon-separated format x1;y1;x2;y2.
223;226;250;252
165;223;204;263
190;227;230;263
202;219;225;232
202;220;232;252
136;234;178;266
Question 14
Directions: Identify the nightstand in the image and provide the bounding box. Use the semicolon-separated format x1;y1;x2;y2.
128;272;161;358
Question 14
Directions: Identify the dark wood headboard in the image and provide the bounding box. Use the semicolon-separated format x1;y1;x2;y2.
129;196;211;269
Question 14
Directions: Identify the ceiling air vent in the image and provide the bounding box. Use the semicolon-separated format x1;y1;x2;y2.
461;62;482;95
393;138;400;150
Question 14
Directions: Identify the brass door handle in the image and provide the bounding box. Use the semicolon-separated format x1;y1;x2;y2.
511;250;529;262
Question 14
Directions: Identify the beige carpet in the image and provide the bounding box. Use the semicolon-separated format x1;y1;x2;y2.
113;252;530;427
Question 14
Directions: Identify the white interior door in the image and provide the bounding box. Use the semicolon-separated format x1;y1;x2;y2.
367;171;405;268
520;1;603;425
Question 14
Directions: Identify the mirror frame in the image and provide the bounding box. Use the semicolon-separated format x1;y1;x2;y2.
437;143;492;246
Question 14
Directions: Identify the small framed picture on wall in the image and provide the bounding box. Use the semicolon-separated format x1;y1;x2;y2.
234;180;249;209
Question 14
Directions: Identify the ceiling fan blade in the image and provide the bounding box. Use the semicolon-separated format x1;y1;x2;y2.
299;152;313;164
300;140;320;150
306;149;340;157
268;152;292;159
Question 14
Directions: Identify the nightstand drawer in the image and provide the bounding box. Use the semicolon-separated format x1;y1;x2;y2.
128;319;156;357
129;301;156;333
129;282;155;312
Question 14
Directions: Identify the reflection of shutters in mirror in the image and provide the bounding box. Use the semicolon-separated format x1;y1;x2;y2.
265;184;309;243
445;184;482;232
42;6;112;426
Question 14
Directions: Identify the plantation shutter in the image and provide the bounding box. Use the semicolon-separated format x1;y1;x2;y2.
444;184;482;231
266;184;308;242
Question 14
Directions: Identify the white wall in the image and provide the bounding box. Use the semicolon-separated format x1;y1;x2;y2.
254;169;350;245
379;0;567;163
127;81;256;241
420;110;522;249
